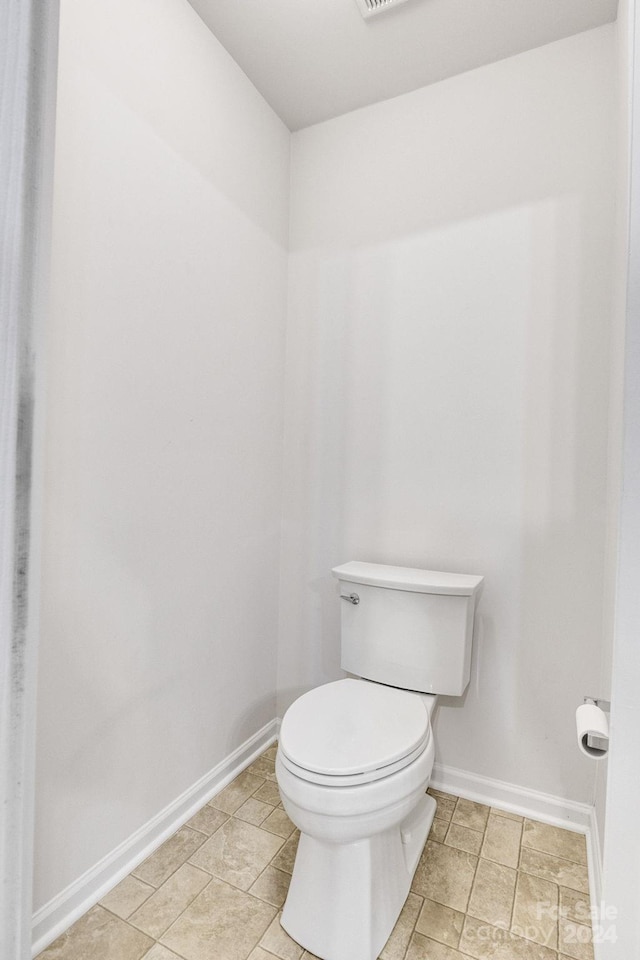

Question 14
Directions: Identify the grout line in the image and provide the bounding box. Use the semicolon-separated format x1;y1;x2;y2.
184;824;209;838
239;887;282;959
520;839;589;867
98;885;156;922
507;856;519;932
458;795;486;922
141;938;191;960
463;846;482;919
131;830;210;891
508;822;527;935
128;802;240;902
97;902;145;925
399;892;423;958
553;878;560;953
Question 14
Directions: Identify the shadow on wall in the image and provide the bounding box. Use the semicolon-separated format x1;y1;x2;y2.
229;691;279;753
517;196;609;801
63;0;289;246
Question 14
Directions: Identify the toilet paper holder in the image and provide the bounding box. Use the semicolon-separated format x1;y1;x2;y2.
584;697;611;711
583;697;611;752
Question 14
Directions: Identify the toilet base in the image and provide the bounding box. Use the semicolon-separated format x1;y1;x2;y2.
281;793;436;960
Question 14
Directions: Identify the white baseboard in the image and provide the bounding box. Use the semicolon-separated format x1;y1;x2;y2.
431;762;594;831
586;803;603;929
31;719;278;957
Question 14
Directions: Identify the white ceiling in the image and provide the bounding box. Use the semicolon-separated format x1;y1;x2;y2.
187;0;618;131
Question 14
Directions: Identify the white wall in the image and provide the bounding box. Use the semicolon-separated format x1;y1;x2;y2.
593;2;634;856
34;0;289;911
279;26;618;805
601;0;640;950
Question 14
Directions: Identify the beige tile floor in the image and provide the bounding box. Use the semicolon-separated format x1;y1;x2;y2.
38;744;595;960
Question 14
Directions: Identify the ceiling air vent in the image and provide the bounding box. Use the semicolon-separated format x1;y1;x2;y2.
354;0;411;18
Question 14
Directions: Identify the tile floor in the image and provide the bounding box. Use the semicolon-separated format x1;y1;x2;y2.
38;744;595;960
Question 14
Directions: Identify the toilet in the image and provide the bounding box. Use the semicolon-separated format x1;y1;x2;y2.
276;560;483;960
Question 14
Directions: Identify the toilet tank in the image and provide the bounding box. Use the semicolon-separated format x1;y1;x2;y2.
332;561;483;697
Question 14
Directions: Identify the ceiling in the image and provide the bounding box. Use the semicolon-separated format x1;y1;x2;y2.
187;0;618;131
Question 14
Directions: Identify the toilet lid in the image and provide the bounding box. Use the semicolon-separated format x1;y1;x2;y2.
279;679;430;781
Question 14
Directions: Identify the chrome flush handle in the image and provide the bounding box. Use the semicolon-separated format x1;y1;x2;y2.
340;592;360;605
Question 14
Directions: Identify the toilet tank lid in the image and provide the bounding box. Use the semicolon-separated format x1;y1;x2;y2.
331;561;483;597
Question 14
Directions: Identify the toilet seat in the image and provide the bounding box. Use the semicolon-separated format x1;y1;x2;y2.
279;678;431;787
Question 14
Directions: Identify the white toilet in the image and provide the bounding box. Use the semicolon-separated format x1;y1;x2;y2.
276;560;483;960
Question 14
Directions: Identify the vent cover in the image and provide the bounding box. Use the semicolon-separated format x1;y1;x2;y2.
354;0;411;18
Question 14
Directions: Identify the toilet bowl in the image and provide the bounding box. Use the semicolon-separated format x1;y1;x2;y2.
277;678;437;960
276;561;483;960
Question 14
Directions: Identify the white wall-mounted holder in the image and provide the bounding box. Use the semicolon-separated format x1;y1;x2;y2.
577;698;611;758
584;697;611;711
353;0;411;20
